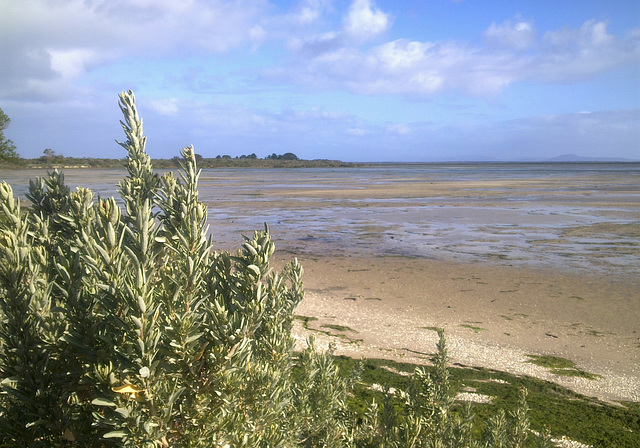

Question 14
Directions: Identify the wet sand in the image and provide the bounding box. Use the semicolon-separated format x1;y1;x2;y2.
280;254;640;403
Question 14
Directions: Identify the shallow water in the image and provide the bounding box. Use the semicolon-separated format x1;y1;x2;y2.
2;163;639;279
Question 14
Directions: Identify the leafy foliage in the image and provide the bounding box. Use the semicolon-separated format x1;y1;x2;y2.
0;107;19;161
0;91;550;447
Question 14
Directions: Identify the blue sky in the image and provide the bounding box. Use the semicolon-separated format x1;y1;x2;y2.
1;0;639;162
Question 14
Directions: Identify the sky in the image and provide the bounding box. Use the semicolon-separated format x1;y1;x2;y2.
1;0;639;162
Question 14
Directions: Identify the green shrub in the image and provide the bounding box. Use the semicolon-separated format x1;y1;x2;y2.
0;91;547;447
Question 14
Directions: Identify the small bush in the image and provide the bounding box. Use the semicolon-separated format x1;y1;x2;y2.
0;91;548;447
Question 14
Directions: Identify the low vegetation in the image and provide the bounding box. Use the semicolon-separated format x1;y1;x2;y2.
525;355;601;380
1;147;356;170
0;91;637;447
0;107;19;163
334;356;639;448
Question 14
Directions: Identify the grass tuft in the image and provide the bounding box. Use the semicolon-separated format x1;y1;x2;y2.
332;355;640;448
422;326;445;332
460;324;486;333
321;323;357;333
526;355;601;380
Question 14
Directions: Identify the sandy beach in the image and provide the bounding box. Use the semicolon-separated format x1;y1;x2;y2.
279;253;640;404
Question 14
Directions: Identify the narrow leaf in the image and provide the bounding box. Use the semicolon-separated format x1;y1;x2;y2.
103;430;127;439
185;332;203;344
91;397;117;407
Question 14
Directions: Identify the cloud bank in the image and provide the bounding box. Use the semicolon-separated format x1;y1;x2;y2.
277;15;640;98
0;0;270;101
3;0;638;103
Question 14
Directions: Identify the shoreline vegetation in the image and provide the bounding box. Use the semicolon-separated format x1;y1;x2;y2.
2;155;639;170
0;153;359;169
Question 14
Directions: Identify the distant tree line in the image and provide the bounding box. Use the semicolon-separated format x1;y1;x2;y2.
2;148;354;169
161;153;352;169
265;152;299;160
177;152;299;162
0;107;19;163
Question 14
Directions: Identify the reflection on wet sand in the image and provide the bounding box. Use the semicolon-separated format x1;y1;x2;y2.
189;164;639;279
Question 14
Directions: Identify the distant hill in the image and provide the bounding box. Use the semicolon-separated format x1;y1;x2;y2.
545;153;639;162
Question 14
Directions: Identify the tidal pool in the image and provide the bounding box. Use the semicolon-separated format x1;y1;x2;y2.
2;162;639;279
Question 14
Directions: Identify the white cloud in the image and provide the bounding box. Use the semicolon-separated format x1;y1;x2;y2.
280;38;516;97
344;0;390;41
149;98;180;116
277;18;640;99
347;127;367;136
290;0;332;25
8;0;635;106
374;40;435;68
544;19;614;48
286;0;391;56
484;18;536;50
531;20;635;82
49;49;104;79
387;124;411;135
288;32;343;56
0;0;270;101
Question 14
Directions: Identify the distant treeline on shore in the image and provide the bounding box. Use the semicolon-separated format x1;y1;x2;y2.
0;151;358;169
